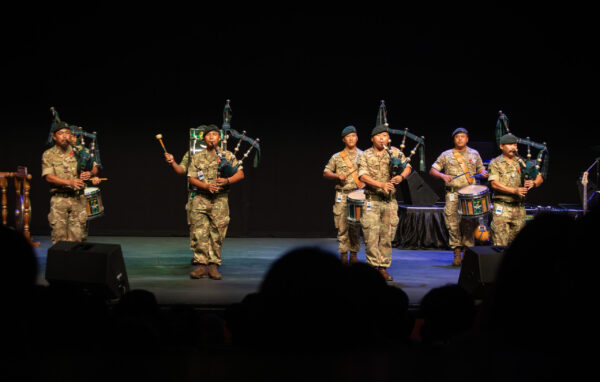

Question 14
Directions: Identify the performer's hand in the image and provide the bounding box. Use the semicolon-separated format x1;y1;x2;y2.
207;183;220;194
391;175;404;184
79;171;92;180
70;179;85;190
91;177;101;185
479;170;489;178
524;180;535;190
215;178;228;186
514;187;528;197
164;153;174;165
380;181;395;193
443;174;453;183
338;174;347;181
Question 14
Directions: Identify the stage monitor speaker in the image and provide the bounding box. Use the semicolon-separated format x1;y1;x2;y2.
399;171;439;206
45;241;129;299
458;245;506;299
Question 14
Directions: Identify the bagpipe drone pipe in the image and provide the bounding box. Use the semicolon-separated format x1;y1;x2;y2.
216;100;261;178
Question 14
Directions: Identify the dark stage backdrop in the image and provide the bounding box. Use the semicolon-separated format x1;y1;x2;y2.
2;9;599;237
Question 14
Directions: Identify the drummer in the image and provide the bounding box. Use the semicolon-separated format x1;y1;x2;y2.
429;127;488;266
323;125;364;264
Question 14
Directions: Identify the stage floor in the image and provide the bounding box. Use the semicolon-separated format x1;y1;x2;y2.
33;236;461;307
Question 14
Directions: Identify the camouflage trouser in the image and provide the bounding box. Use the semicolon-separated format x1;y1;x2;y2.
444;191;478;249
360;198;399;268
490;201;526;246
333;196;361;254
48;194;88;244
188;193;230;266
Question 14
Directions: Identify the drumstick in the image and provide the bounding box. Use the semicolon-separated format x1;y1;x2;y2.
155;134;167;153
451;172;469;180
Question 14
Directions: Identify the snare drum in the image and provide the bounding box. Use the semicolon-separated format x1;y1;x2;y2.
347;189;365;225
457;185;491;218
84;187;104;220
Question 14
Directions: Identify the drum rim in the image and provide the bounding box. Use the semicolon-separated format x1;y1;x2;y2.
458;185;489;197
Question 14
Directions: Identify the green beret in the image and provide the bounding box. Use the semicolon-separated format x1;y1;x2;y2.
371;124;388;137
500;134;518;145
203;124;220;135
452;127;469;137
341;125;357;138
51;121;70;134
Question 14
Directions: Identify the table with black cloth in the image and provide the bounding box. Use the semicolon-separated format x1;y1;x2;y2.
393;203;450;250
392;203;584;250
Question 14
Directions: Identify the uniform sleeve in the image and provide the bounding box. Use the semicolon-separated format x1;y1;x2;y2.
474;152;484;172
357;152;369;178
179;152;189;172
431;152;445;172
41;151;54;177
187;154;199;178
323;154;336;173
487;160;500;181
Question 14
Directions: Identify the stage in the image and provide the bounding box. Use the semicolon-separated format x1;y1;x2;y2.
33;236;462;308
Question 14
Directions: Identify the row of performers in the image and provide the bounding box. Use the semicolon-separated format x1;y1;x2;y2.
321;125;543;280
41;117;543;282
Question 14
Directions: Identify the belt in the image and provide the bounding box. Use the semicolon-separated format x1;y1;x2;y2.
493;199;523;207
336;189;356;194
52;191;82;198
445;186;461;192
366;194;393;202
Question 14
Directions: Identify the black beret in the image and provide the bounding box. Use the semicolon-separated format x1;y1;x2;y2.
203;124;220;135
500;134;518;145
341;125;357;138
452;127;469;137
371;124;388;137
51;121;70;134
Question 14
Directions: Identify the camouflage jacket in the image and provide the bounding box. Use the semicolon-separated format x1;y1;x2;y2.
179;151;190;173
41;145;80;194
431;147;484;189
358;146;409;198
188;149;239;195
323;148;364;191
488;154;523;203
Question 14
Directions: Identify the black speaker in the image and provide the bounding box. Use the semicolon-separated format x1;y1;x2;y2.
458;245;506;299
45;241;129;299
399;171;439;206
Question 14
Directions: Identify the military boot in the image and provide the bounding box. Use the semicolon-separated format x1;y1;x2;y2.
190;264;207;279
349;252;359;264
452;247;462;266
378;267;393;281
207;263;222;280
341;252;349;265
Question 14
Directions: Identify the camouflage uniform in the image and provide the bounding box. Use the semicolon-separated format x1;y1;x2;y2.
179;152;191;223
42;145;87;244
488;154;526;246
431;147;484;249
187;149;239;265
357;147;409;268
324;149;363;254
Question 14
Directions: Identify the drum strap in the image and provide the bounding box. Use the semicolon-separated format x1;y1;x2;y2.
453;149;475;185
340;150;365;189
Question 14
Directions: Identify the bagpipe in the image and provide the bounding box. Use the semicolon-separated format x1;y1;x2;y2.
216;100;261;178
377;100;426;175
495;110;549;182
48;107;103;174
